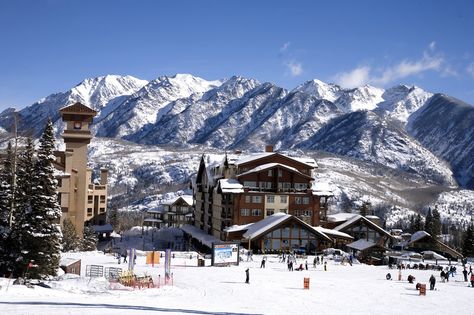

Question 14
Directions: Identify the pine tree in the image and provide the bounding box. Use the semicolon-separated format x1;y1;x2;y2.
0;142;14;275
62;218;79;252
9;138;35;276
23;120;62;278
462;223;474;257
107;206;119;232
80;225;98;251
424;207;433;235
431;207;442;238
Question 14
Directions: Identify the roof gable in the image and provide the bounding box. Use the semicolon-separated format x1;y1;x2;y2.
236;152;316;169
59;102;97;115
334;215;392;238
237;163;313;179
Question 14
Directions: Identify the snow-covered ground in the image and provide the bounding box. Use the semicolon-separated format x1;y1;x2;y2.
0;251;471;315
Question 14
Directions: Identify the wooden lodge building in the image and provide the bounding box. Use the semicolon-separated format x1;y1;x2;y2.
193;146;334;242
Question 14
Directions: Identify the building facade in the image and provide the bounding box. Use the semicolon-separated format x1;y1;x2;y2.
54;102;108;236
194;146;333;240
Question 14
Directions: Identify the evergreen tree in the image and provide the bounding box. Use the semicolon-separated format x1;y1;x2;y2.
431;207;442;238
23;120;62;278
462;223;474;257
411;214;423;232
9;138;35;276
0;142;14;275
62;218;79;252
424;207;434;235
80;225;98;251
107;206;119;232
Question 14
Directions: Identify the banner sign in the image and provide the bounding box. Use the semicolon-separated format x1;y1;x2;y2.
165;249;171;280
212;243;240;266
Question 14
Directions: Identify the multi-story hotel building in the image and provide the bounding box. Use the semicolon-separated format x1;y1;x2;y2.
54;102;108;237
194;145;333;240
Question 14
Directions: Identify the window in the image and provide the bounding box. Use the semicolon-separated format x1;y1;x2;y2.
295;183;308;190
280;208;287;213
251;209;262;216
295;197;302;205
266;195;275;203
88;195;93;204
241;208;250;216
259;182;272;189
303;197;310;204
100;195;106;203
266;208;275;216
243;181;257;188
57;178;62;187
73;122;82;130
280;195;287;203
268;170;273;177
87;208;93;216
245;195;251;203
57;192;62;203
99;207;105;213
252;196;262;203
278;169;282;177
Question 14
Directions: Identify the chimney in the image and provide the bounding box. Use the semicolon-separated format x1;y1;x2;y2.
265;145;273;153
100;169;108;185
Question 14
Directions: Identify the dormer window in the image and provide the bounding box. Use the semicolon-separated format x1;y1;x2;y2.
73;122;82;130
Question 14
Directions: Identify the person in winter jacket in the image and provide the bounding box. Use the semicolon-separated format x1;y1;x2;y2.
245;268;249;284
463;268;468;282
429;274;436;290
471;273;474;288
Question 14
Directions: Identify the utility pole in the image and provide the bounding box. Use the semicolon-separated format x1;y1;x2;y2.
8;112;18;228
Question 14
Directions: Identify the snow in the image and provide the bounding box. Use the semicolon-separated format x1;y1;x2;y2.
346;239;378;251
179;224;220;248
313;226;353;240
242;213;291;239
0;250;472;314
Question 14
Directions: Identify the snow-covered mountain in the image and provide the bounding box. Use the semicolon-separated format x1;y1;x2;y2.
1;73;473;193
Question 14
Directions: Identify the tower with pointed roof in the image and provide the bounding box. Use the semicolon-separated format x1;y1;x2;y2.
55;102;108;237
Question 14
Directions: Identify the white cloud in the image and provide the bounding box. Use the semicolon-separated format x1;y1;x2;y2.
333;66;371;88
429;41;436;51
334;43;449;88
280;42;290;52
467;62;474;78
286;60;303;76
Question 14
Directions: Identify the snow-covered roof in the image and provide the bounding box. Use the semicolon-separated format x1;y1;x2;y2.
238;163;310;178
243;213;291;239
346;239;380;251
409;231;431;243
180;224;221;248
327;213;358;223
314;226;353;240
242;213;331;242
59;257;80;267
333;215;391;238
162;195;193;206
224;223;254;233
219;179;244;193
421;250;447;260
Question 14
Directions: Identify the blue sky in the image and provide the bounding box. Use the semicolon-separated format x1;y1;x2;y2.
1;0;474;111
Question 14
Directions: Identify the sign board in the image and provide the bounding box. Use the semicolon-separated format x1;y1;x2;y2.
212;243;240;266
146;251;160;266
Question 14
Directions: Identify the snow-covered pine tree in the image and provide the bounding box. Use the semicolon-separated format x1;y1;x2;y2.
80;225;98;251
0;142;14;275
23;120;62;278
62;218;79;252
9;138;35;276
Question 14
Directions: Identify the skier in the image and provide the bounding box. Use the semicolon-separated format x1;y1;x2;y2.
245;268;249;284
260;257;266;268
440;270;446;283
305;261;308;270
429;274;436;290
122;250;127;263
313;256;317;268
407;275;415;284
471;273;474;288
324;261;327;271
463;268;468;282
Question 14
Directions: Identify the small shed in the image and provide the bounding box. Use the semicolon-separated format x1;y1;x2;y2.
60;258;81;275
